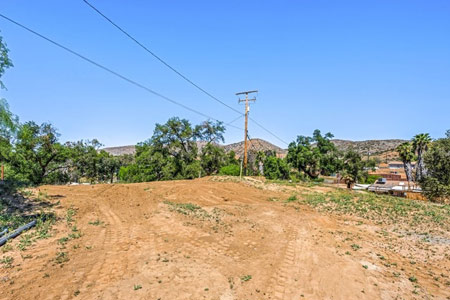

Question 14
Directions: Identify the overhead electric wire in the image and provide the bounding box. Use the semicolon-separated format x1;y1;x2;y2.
247;133;267;153
225;114;244;126
248;116;289;145
82;0;243;117
82;0;289;145
0;13;242;131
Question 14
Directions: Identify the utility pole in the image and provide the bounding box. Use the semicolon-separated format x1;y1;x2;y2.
236;90;257;176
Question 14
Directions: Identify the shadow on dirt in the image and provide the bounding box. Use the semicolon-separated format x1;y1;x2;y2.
1;181;59;231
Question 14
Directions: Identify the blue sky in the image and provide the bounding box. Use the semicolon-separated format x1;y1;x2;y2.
1;0;449;147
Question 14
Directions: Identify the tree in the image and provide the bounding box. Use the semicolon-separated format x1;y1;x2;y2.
264;156;290;180
287;136;321;179
0;33;14;90
120;117;226;182
226;150;239;166
10;122;67;185
287;130;341;179
200;143;226;175
254;151;266;175
0;35;17;174
0;99;18;162
96;150;120;183
412;133;432;181
65;139;103;182
195;120;225;143
313;130;342;175
420;130;450;202
396;142;415;189
341;150;372;188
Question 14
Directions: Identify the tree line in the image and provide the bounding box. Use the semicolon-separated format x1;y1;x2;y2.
1;33;449;202
396;132;450;201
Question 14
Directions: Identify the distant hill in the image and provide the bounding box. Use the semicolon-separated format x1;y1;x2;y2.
331;139;406;155
103;138;406;161
223;139;287;158
102;145;136;156
103;139;286;158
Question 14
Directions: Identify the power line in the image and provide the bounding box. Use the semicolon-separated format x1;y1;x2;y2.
82;0;243;116
249;116;289;145
82;0;289;146
247;133;270;154
0;13;242;131
225;114;244;126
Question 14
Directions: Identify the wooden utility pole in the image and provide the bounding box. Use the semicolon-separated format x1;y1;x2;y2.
236;90;257;175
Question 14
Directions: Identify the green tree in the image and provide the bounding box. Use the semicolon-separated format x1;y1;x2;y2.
0;33;14;90
287;136;321;179
263;156;290;180
420;130;450;202
195;120;225;143
10;122;67;185
96;150;120;183
313;130;342;175
120;117;226;182
0;34;16;175
0;99;18;163
340;150;373;188
287;130;341;179
200;143;226;175
412;133;432;181
396;142;415;189
66;139;102;182
226;150;239;165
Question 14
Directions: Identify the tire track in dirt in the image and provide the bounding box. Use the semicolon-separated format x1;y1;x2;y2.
58;185;133;300
46;185;114;300
265;227;299;300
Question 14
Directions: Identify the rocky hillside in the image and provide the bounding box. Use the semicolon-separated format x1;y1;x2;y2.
103;138;405;159
222;138;287;157
102;145;136;156
331;139;406;154
103;139;286;158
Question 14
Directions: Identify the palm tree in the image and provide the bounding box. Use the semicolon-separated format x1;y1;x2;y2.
412;133;432;181
396;142;415;190
255;151;266;175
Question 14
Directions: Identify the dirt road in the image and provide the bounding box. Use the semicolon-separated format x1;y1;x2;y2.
1;178;449;299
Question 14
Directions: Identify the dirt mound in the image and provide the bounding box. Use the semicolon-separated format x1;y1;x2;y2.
1;178;448;299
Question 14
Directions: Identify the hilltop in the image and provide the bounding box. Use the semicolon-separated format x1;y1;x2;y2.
331;139;406;154
103;138;405;159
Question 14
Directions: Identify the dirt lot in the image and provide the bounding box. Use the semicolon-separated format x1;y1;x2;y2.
1;177;449;300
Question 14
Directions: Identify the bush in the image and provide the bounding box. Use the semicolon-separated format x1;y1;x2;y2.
264;156;290;180
219;164;240;176
421;131;450;202
363;175;380;184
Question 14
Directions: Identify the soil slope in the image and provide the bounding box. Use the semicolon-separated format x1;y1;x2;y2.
1;178;448;300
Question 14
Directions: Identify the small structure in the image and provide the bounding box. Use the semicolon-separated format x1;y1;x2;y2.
388;161;416;170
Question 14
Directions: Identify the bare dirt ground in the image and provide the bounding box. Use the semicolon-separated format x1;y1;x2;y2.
1;177;449;300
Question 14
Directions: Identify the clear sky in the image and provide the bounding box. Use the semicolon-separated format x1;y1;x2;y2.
1;0;449;148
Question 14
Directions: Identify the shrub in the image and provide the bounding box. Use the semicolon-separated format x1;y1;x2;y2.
219;164;240;176
363;175;380;184
264;156;290;180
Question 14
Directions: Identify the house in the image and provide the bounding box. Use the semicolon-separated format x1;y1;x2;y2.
388;161;416;170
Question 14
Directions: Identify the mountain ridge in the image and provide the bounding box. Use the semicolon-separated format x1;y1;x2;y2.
103;138;406;158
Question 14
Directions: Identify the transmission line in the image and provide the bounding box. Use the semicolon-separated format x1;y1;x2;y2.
82;0;243;116
82;0;289;145
0;13;242;131
248;116;289;145
225;114;244;127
